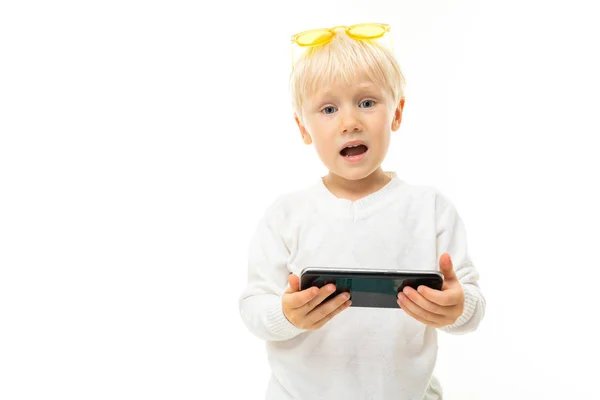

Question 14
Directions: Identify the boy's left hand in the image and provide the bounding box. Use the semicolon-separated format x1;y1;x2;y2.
397;253;464;328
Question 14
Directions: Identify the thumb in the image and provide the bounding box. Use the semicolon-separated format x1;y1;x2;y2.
439;253;457;282
285;274;300;293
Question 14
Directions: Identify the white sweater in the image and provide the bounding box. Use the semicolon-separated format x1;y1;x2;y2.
239;172;485;400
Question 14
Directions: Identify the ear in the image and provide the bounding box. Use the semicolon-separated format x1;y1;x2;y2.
294;114;312;145
391;98;405;131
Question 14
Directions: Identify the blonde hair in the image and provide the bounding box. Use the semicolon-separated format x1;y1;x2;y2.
289;31;406;122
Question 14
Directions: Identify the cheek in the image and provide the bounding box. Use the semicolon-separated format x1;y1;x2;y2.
307;122;336;151
313;140;337;158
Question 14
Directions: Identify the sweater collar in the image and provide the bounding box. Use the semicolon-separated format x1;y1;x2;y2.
312;171;405;219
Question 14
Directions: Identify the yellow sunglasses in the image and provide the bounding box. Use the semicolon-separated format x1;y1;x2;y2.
290;23;393;67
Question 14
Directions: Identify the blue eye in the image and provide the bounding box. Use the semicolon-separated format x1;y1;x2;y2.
321;106;337;115
359;100;376;108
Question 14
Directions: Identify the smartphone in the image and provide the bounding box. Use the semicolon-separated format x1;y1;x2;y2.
299;267;444;309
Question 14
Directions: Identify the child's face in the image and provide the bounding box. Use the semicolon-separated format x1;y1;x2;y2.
295;73;404;182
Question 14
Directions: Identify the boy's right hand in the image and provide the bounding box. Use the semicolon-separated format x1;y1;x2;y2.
282;274;352;330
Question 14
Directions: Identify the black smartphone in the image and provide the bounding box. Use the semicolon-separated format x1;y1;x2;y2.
299;267;444;309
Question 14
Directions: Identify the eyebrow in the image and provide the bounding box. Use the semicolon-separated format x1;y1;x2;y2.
357;81;376;89
314;82;379;99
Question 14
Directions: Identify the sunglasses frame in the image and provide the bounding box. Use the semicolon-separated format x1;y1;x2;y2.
290;23;393;69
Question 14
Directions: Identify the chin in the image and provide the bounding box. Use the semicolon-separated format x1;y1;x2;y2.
332;168;378;181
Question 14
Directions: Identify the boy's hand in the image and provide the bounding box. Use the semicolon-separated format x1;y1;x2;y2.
282;274;352;330
397;253;465;328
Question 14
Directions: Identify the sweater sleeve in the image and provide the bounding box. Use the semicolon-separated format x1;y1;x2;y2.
238;199;308;342
434;191;486;334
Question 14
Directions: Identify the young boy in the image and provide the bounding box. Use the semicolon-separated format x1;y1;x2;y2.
239;23;486;400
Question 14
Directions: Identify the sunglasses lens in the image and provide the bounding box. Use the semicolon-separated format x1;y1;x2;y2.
348;24;386;39
296;29;334;47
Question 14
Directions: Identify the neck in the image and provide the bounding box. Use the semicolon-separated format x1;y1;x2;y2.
322;168;392;201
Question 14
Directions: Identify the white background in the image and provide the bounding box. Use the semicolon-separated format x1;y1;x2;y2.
1;0;599;399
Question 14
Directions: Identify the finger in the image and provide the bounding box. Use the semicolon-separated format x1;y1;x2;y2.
311;297;352;329
397;297;443;328
400;286;445;315
417;285;461;307
397;291;446;325
313;299;352;330
439;253;458;282
303;283;338;313
285;274;300;294
307;291;351;325
284;285;320;309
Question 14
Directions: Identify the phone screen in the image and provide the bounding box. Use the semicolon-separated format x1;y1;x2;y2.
307;275;441;308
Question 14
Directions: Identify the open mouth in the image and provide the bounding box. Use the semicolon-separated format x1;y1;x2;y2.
340;144;368;157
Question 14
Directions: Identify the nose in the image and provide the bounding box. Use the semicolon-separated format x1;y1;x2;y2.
340;108;362;134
